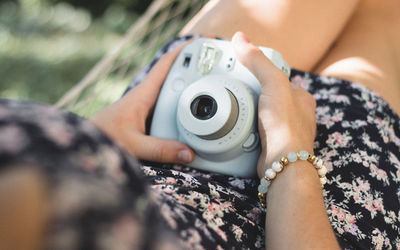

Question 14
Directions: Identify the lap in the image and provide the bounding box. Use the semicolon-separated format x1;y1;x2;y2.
314;0;400;115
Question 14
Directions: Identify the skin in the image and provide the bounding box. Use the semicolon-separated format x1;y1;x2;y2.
0;167;48;250
181;0;400;115
90;44;195;164
3;0;400;248
232;32;340;249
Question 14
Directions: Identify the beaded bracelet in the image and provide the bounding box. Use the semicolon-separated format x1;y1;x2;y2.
257;150;327;208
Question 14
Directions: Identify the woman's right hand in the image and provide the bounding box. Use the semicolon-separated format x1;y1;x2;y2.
232;32;317;178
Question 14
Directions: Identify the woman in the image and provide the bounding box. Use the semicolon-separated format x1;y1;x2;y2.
1;0;399;249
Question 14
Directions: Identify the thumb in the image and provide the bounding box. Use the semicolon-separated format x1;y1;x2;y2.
132;134;195;164
232;32;290;94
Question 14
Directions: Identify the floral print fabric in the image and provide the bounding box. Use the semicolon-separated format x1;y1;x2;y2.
0;36;399;249
127;36;400;249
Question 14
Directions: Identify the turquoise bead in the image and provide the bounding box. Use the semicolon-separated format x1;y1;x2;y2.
258;178;270;194
260;178;270;187
299;150;309;160
258;184;268;194
287;152;298;162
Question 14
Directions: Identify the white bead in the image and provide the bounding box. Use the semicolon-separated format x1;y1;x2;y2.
287;152;298;163
258;184;268;194
271;161;283;173
320;176;327;185
318;165;327;176
313;157;319;166
265;168;277;179
260;177;270;188
299;150;309;160
316;159;323;169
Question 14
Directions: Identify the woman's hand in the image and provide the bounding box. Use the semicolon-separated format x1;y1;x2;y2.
232;32;317;178
233;32;339;249
91;46;195;164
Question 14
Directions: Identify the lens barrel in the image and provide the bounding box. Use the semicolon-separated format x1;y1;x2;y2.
190;95;218;120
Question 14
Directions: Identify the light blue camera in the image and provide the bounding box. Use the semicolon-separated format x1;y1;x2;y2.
150;38;290;177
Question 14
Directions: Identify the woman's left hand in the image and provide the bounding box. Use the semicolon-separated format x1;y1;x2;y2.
91;46;195;164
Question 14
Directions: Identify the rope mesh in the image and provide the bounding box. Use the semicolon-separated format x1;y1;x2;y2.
56;0;206;117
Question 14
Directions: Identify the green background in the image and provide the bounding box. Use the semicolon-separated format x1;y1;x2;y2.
0;0;169;106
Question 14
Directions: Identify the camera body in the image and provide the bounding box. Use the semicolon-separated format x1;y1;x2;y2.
150;38;290;177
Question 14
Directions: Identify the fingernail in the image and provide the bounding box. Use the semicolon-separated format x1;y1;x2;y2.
178;149;193;163
232;31;249;45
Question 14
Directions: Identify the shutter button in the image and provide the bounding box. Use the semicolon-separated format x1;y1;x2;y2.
242;133;259;152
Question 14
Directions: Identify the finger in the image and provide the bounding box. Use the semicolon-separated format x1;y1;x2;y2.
132;134;195;164
123;48;182;108
135;40;194;101
121;41;194;121
232;32;290;94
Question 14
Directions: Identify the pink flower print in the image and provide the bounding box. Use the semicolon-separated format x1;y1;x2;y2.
330;204;340;217
202;210;214;221
208;203;223;217
42;121;74;147
351;153;363;163
349;224;359;236
366;101;376;109
373;199;384;212
316;107;344;128
361;133;381;150
329;95;350;105
376;169;387;179
389;152;400;169
355;178;371;193
142;167;157;176
229;179;245;190
79;155;99;172
159;203;177;229
231;224;244;242
215;229;228;242
372;229;385;250
346;214;356;224
165;177;177;185
337;210;346;221
326;131;351;148
0;125;28;153
291;75;313;90
160;185;176;194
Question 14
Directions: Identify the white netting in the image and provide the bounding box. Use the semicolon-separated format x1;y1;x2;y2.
56;0;206;117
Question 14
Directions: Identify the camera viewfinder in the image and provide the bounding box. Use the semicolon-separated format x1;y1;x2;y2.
183;54;192;68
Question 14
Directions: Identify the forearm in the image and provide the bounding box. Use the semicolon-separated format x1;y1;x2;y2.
264;160;339;249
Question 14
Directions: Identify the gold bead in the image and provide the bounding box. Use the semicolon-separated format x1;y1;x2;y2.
258;193;267;208
308;154;317;164
280;156;289;166
264;176;272;181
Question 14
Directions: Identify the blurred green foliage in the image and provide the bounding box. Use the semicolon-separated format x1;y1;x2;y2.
0;0;147;104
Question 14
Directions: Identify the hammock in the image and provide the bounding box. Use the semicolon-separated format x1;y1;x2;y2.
56;0;206;117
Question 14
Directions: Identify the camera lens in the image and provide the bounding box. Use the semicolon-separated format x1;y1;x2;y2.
190;95;218;120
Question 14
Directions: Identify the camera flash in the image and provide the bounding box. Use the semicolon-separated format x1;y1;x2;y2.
197;43;219;75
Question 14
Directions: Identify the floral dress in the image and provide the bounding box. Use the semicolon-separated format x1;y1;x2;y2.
0;36;399;250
